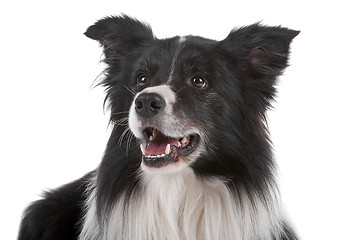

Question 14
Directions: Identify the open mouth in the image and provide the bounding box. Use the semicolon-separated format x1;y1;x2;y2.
140;127;200;168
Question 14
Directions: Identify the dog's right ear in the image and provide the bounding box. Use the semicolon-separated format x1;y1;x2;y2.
84;15;154;57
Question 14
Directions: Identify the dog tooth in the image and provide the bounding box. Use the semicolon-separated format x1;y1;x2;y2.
165;144;171;155
180;136;189;145
140;144;146;155
149;135;153;141
160;154;165;157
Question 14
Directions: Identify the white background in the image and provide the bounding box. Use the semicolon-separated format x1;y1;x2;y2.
1;0;359;239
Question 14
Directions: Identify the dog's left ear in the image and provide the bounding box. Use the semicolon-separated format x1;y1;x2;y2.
221;23;299;77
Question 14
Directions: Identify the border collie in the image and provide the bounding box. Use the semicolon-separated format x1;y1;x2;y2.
18;15;299;240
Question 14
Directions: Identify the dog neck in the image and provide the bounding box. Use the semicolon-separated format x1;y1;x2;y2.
80;167;285;240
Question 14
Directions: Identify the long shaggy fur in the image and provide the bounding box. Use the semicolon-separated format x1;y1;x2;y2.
18;14;299;240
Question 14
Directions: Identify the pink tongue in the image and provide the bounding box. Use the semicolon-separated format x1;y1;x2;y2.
145;133;179;155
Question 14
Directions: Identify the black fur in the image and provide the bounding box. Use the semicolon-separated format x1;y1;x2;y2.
18;173;92;240
19;15;299;239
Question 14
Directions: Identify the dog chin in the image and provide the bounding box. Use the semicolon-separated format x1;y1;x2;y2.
140;157;189;174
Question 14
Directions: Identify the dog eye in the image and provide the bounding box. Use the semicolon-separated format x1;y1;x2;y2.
137;75;147;87
191;77;206;88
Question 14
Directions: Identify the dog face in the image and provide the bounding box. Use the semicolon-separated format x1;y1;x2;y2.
85;15;299;174
127;37;228;173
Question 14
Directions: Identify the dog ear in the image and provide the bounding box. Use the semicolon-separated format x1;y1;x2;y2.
221;23;299;77
84;15;154;58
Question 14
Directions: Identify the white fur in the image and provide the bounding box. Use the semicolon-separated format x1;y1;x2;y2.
129;85;176;139
168;36;187;83
80;167;286;240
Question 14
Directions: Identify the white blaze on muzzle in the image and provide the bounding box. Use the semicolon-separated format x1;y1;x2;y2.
129;85;176;138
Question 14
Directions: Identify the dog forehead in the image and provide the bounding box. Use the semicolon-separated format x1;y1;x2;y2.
148;36;216;61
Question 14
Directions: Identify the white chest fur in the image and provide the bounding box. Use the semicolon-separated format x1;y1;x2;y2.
80;168;284;240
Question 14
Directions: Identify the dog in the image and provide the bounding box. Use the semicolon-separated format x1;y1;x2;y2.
18;15;299;240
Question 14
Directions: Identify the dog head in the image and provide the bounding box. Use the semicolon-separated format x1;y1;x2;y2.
85;15;299;174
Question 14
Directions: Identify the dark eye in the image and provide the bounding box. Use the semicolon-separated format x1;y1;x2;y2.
191;76;206;88
137;75;147;87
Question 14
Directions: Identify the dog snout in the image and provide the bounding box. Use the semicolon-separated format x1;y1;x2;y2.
135;93;166;117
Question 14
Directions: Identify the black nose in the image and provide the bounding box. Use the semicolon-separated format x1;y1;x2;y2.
135;93;166;117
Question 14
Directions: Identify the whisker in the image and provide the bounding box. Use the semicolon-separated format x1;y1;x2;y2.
114;116;129;123
112;111;129;116
118;126;130;146
126;131;135;156
176;86;186;94
114;117;129;127
122;84;136;96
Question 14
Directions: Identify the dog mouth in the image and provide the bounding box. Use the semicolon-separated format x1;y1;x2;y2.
139;127;200;168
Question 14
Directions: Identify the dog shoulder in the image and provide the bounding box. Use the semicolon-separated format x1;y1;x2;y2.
18;172;92;240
